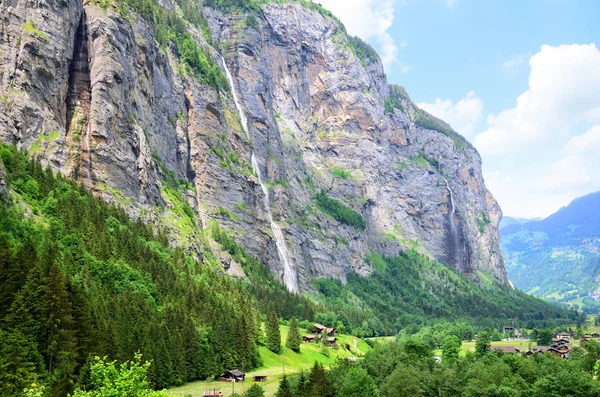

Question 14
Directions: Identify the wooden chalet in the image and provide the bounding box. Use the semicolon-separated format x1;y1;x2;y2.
492;345;520;354
313;323;336;336
557;332;571;340
326;336;337;346
252;375;268;382
303;335;317;343
220;369;245;382
502;326;515;334
552;338;569;346
203;392;223;397
531;346;568;358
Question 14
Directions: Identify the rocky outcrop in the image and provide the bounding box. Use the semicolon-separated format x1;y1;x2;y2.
0;0;507;289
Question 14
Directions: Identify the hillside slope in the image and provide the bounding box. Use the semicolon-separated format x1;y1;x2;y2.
0;0;506;289
502;192;600;310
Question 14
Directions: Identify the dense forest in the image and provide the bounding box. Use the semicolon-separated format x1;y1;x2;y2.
275;334;600;397
0;144;315;396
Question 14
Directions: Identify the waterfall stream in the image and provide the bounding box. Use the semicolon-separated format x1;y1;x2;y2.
443;177;461;266
221;56;299;293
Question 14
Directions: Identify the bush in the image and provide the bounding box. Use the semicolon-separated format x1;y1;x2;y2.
315;190;366;230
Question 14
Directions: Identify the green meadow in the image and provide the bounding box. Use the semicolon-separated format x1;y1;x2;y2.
167;324;371;397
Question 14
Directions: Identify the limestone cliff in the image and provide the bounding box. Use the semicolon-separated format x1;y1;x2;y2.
0;0;507;290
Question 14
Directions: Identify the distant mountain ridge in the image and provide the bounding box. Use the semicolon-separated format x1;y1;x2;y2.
499;216;539;230
501;191;600;311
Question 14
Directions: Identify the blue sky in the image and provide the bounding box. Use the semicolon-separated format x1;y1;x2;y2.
319;0;600;218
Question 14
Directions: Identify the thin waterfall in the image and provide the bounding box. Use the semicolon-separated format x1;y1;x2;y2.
221;56;299;293
443;177;461;266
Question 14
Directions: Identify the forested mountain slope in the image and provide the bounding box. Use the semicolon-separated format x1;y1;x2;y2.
502;192;600;310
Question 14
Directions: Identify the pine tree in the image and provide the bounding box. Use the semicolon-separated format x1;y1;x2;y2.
275;375;293;397
308;362;333;397
0;330;41;396
44;262;78;397
286;317;301;353
296;371;309;397
244;384;265;397
265;311;281;354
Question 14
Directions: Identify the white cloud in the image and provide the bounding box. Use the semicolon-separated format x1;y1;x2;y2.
537;125;600;193
318;0;405;70
417;91;484;137
474;43;600;218
501;53;529;77
475;43;600;156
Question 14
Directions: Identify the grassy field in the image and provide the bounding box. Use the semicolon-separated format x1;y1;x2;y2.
167;324;371;397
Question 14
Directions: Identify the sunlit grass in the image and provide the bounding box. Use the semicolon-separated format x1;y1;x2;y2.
168;324;370;396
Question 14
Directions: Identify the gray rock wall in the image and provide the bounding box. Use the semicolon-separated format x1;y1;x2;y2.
0;0;507;288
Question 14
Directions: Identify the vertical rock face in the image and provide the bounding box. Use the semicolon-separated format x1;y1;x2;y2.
0;0;507;288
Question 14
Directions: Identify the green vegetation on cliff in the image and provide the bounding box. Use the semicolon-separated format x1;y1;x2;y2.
312;251;581;336
111;0;228;90
315;190;366;230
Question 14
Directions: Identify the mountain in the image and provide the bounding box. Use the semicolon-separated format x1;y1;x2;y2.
499;216;539;230
502;192;600;310
0;0;507;290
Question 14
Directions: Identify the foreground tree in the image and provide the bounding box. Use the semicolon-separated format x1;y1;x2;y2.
308;362;333;397
442;335;460;364
475;331;490;356
338;367;379;397
244;384;265;397
265;311;281;354
537;329;553;346
286;317;301;353
71;354;168;396
275;375;293;397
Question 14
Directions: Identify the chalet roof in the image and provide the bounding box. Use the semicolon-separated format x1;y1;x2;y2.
203;392;222;396
533;346;551;352
557;332;570;336
303;335;316;339
327;337;337;342
314;323;326;330
492;345;520;353
225;369;244;377
326;327;335;333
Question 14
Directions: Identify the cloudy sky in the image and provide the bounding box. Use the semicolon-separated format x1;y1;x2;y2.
318;0;600;219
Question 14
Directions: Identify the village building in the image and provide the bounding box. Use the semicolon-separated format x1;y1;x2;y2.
220;369;245;382
502;326;515;334
492;345;520;354
203;392;223;397
313;323;336;336
303;335;317;343
557;332;571;340
252;375;268;382
326;336;337;346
